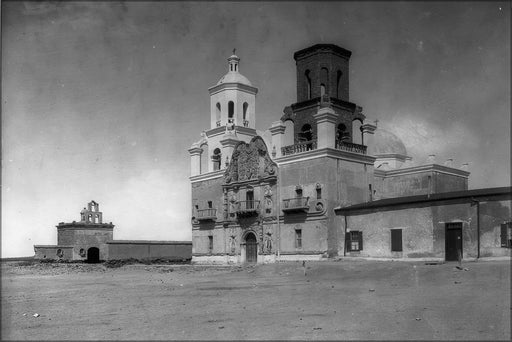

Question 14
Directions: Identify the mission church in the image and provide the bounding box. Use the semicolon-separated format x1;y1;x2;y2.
189;44;511;264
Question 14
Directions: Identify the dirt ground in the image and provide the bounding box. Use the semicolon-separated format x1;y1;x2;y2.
1;259;510;340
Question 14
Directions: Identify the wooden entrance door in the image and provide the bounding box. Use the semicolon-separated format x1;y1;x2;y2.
445;223;463;261
245;233;257;263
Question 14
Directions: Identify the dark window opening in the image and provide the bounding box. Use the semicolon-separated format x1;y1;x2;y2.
246;190;254;209
207;201;212;209
208;236;213;253
501;222;512;248
391;229;403;252
243;102;249;126
295;229;302;248
316;188;322;199
228;101;234;119
346;231;363;251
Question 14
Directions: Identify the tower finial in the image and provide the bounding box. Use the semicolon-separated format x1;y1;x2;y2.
233;48;236;55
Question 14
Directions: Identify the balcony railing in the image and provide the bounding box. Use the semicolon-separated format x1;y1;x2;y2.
335;140;367;155
196;208;217;221
236;200;260;217
281;140;317;156
282;197;310;213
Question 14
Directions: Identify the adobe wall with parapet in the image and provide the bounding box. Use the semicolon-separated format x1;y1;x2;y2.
107;241;192;261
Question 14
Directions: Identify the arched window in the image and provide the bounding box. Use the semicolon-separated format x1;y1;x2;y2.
216;103;221;126
299;123;313;150
243;102;249;126
336;70;342;98
337;123;350;142
320;67;329;96
200;143;208;174
352;119;363;144
305;70;312;99
212;148;222;171
228;101;234;122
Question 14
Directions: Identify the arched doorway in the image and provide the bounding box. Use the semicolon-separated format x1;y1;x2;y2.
87;247;100;263
245;233;257;263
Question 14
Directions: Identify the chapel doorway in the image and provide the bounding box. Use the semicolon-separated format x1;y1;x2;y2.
445;223;463;261
87;247;100;263
245;233;257;263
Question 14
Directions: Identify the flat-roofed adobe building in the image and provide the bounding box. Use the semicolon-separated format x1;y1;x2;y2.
34;201;191;262
189;44;511;264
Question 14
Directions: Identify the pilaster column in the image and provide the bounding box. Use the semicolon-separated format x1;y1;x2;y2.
313;106;338;149
361;120;377;152
188;146;203;176
269;121;286;158
220;132;240;169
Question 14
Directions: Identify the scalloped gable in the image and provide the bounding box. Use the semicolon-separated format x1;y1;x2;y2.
224;136;277;184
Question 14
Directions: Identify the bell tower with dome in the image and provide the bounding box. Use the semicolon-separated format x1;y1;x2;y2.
189;50;259;176
208;50;258;130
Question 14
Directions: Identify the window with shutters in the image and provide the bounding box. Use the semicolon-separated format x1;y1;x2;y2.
208;236;213;253
346;231;363;251
501;222;512;248
391;229;403;252
295;229;302;249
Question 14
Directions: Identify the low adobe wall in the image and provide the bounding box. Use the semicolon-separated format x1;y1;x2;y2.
106;240;192;261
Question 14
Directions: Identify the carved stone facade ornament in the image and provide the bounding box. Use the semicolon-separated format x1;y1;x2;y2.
264;185;273;214
224;136;277;184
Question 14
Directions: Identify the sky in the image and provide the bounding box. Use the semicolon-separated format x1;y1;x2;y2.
2;1;510;257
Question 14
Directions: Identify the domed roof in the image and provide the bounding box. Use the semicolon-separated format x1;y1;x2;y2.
369;128;408;156
217;71;252;86
216;53;253;86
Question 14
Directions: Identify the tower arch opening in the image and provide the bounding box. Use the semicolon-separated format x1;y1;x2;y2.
212;148;222;171
228;101;234;123
352;119;363;145
216;103;221;126
243;102;249;126
305;70;312;100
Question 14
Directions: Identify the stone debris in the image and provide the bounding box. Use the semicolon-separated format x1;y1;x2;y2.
454;281;462;284
369;289;375;292
415;317;421;321
33;313;40;317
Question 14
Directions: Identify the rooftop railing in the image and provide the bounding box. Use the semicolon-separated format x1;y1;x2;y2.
281;140;317;156
335;140;367;154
